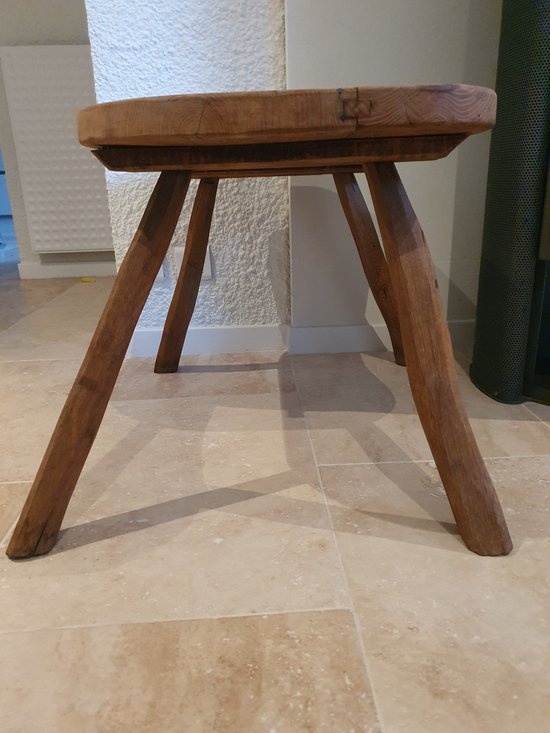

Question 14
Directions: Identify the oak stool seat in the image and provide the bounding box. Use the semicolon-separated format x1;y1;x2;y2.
7;85;513;559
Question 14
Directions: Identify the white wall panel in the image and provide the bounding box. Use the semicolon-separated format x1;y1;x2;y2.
0;45;112;253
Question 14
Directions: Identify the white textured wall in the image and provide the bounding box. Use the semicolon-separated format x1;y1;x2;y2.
85;0;289;329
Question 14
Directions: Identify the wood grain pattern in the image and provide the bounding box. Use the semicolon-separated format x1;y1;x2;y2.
350;84;496;136
334;172;404;365
93;134;466;174
78;85;495;148
7;172;191;559
364;161;512;556
155;178;219;373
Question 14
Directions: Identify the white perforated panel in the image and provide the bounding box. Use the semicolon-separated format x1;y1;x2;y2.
0;46;113;253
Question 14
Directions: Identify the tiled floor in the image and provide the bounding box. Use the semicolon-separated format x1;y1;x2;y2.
1;268;549;732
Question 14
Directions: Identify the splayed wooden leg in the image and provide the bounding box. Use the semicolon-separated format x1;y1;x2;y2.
364;161;512;556
7;172;191;558
155;178;219;373
334;172;405;365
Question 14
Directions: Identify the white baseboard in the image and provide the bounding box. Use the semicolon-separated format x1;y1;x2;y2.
131;323;383;358
129;324;288;357
18;260;116;279
129;320;476;358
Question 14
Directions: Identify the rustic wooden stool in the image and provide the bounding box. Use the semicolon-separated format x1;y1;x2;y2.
7;85;513;559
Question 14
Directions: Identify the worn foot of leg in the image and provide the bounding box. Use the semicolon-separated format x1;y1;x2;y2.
365;162;512;556
155;178;219;373
334;172;405;365
7;172;191;559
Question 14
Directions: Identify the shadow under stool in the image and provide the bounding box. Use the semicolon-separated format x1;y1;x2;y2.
7;85;513;559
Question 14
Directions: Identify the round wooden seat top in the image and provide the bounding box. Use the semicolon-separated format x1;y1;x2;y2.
78;84;496;149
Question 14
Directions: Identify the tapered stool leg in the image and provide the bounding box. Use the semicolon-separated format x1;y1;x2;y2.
334;172;405;365
155;178;219;373
364;162;512;556
7;171;191;559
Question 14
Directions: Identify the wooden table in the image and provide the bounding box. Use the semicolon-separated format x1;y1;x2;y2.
7;85;513;558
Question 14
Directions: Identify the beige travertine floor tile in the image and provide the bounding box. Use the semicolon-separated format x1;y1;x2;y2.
291;352;431;464
0;391;348;631
321;457;550;732
0;354;298;482
113;351;296;401
291;352;550;464
0;360;81;481
3;257;548;733
456;374;550;458
0;483;29;540
0;269;77;332
0;610;379;733
0;277;113;361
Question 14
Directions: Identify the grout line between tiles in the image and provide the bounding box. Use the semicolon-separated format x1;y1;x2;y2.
0;357;84;364
0;606;354;638
3;454;547;500
319;459;436;467
108;391;298;406
317;453;550;468
289;358;386;732
522;403;550;431
0;354;288;365
469;453;550;460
